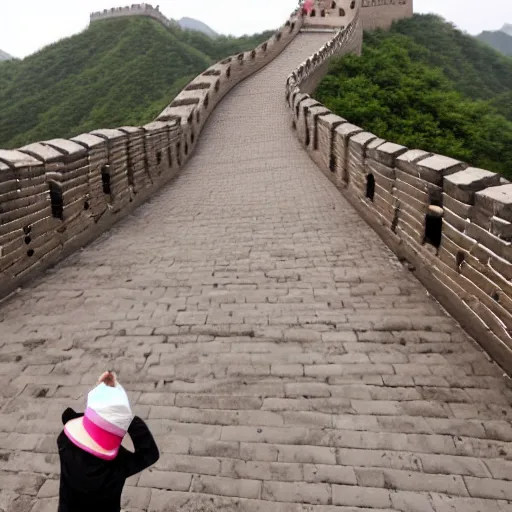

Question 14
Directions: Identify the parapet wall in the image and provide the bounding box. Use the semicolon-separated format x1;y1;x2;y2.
0;12;303;300
90;4;172;27
286;21;512;373
303;0;360;29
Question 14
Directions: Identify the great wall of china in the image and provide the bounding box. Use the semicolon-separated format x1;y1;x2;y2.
2;0;510;372
90;3;173;27
3;2;512;509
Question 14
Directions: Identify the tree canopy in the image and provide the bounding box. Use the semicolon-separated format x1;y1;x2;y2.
315;15;512;178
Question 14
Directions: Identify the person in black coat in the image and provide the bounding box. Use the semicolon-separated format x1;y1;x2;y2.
57;372;159;512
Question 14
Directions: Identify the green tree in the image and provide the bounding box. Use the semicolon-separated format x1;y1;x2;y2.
315;14;512;178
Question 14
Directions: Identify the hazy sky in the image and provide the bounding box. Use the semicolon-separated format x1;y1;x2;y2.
1;0;511;58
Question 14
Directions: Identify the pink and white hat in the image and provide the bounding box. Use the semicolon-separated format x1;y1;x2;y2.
64;382;134;460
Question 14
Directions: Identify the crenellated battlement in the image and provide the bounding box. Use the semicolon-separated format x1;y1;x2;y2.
302;0;360;29
302;0;413;31
2;0;512;374
285;16;512;373
0;10;303;300
90;3;172;27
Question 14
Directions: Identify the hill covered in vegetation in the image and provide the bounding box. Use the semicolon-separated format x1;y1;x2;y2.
315;14;512;178
0;17;272;149
477;29;512;56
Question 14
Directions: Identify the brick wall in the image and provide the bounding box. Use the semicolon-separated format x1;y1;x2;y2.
360;0;414;30
0;13;304;299
302;0;413;31
90;4;172;27
286;18;512;373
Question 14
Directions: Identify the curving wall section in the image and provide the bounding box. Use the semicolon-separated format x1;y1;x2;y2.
90;4;172;27
0;12;303;300
286;17;512;372
302;0;360;29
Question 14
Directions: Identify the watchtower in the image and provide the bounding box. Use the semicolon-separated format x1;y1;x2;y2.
359;0;414;31
302;0;413;31
302;0;360;29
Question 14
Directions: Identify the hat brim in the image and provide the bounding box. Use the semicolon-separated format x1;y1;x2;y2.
65;417;120;461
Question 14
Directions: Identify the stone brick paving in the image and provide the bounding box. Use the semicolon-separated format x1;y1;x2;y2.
1;34;512;512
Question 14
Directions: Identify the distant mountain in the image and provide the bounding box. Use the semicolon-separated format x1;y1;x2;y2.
502;24;512;37
477;29;512;56
0;50;13;61
178;17;218;38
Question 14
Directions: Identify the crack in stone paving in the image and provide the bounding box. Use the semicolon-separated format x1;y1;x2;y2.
1;33;512;512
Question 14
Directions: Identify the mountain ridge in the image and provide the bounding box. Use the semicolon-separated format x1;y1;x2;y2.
477;26;512;56
477;30;512;56
178;17;218;38
0;50;13;61
502;23;512;37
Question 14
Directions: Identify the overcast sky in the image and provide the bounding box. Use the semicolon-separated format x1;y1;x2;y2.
1;0;511;58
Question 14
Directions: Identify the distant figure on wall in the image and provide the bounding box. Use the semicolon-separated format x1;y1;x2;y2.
303;0;314;15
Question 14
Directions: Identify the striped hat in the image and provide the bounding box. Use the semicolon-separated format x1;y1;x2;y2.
64;382;133;460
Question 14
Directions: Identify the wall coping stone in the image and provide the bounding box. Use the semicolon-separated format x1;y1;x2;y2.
335;122;363;137
318;113;347;126
118;126;145;135
20;142;64;163
445;168;500;191
350;131;377;148
45;139;88;156
71;134;105;149
475;184;512;222
0;149;43;168
418;154;465;173
91;129;126;140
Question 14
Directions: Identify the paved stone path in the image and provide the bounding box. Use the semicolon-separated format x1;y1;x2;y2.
1;33;512;512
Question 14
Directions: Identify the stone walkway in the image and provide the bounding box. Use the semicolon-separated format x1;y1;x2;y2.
1;33;512;512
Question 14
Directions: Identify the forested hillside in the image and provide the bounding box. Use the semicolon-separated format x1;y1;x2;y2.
0;18;272;149
315;15;512;178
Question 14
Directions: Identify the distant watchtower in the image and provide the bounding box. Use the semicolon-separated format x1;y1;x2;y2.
302;0;413;31
302;0;360;29
359;0;413;30
89;3;172;28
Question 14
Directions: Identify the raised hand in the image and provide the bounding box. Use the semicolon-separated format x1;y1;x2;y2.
97;370;118;388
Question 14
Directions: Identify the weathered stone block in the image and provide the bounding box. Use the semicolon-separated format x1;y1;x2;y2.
367;159;395;181
0;149;43;170
444;167;500;204
396;149;431;174
412;154;466;185
334;122;363;141
348;131;377;156
368;141;407;167
306;106;330;155
317;113;346;131
475;184;512;223
442;193;473;219
332;124;364;185
317;114;345;175
490;216;512;240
